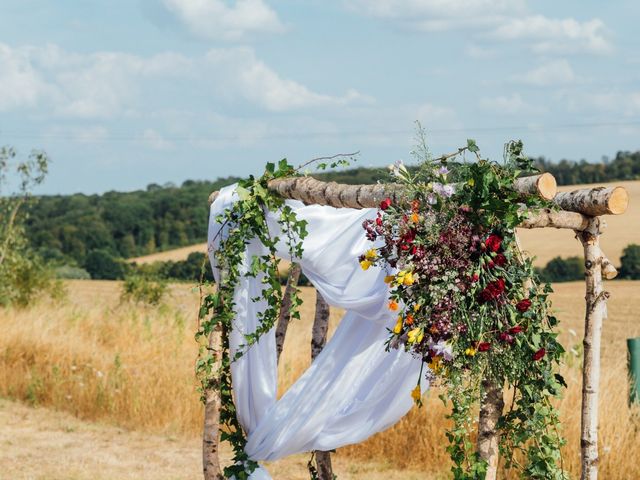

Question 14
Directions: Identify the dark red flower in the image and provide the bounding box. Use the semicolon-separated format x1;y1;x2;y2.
380;197;392;210
533;348;546;361
472;273;479;282
479;278;506;303
478;342;491;352
487;260;495;269
499;332;514;344
485;234;502;252
516;299;532;313
376;216;383;226
508;325;524;334
494;253;507;267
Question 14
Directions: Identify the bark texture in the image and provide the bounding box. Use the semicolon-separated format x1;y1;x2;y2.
554;186;628;216
518;208;590;231
577;217;608;480
477;379;505;480
312;291;333;480
276;264;302;362
202;324;224;480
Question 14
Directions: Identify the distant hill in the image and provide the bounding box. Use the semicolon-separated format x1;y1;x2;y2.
26;149;640;275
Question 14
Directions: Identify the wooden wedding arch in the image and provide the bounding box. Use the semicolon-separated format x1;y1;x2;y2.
205;172;629;480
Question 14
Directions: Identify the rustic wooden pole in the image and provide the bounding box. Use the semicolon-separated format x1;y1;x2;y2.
312;291;334;480
203;323;224;480
577;217;608;480
477;379;505;479
554;186;628;216
276;263;302;362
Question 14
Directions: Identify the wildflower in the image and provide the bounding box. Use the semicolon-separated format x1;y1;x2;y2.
478;342;491;352
411;384;422;405
533;348;546;361
360;260;372;270
465;347;477;357
403;271;415;286
485;234;502;252
379;197;392;210
365;248;378;260
410;212;420;223
388;300;399;311
393;316;403;334
516;299;532;313
384;275;395;284
413;303;421;312
407;327;424;344
437;165;449;176
428;355;443;373
405;314;414;326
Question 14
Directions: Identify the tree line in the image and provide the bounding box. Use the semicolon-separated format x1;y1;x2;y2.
24;149;640;280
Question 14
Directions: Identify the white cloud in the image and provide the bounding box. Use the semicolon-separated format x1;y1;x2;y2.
347;0;524;31
479;93;544;115
0;44;50;111
511;59;577;87
564;90;640;117
141;128;174;150
205;47;371;111
163;0;284;41
416;103;462;130
490;15;612;55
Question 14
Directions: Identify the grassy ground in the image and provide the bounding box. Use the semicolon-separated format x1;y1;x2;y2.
1;278;640;478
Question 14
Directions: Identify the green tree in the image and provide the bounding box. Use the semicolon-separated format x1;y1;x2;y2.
540;256;584;283
619;244;640;279
84;249;127;280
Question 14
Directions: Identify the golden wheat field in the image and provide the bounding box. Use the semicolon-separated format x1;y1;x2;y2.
1;277;640;479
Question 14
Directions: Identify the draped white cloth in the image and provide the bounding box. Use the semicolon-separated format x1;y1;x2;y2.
208;184;425;479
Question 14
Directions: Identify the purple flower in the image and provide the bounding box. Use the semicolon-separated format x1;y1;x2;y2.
437;166;449;176
433;182;455;198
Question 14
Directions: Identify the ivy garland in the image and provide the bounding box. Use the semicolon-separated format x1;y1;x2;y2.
198;137;568;480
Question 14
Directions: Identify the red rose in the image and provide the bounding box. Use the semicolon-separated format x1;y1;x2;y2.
485;234;502;252
380;197;392;210
494;253;507;267
533;348;546;361
516;299;532;313
472;273;479;282
487;260;495;269
508;325;524;334
499;332;514;344
478;342;491;352
376;217;383;226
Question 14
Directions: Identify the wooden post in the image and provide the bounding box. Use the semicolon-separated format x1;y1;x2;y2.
203;323;224;480
312;291;334;480
276;263;302;362
577;217;607;480
477;379;504;479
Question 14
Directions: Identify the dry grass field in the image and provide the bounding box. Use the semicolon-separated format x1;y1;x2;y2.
129;243;208;264
1;277;639;479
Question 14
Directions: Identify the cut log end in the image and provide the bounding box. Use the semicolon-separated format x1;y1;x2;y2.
608;186;629;215
537;172;557;201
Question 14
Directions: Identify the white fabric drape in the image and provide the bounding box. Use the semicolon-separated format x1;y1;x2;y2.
208;184;425;479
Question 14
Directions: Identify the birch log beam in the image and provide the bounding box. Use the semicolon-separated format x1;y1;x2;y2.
578;217;608;480
554;186;628;216
477;379;504;480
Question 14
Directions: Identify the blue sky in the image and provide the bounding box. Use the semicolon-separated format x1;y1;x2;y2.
1;0;639;194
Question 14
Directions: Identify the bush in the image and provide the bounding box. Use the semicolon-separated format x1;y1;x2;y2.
84;249;127;280
619;244;640;279
120;275;167;306
54;265;91;280
540;256;584;283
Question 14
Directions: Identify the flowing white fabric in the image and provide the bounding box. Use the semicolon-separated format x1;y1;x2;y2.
208;184;425;479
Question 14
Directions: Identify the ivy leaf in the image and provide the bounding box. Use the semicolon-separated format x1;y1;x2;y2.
466;138;479;153
235;186;251;201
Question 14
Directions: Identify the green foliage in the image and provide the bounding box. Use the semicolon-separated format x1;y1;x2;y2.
535;150;640;185
54;265;92;280
539;257;584;283
120;275;168;306
132;252;214;282
84;249;128;280
619;244;640;279
197;159;308;478
0;146;64;307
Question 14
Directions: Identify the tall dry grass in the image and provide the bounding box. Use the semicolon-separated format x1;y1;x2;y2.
1;280;640;478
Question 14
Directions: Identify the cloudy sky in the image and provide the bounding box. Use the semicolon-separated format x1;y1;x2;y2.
2;0;639;194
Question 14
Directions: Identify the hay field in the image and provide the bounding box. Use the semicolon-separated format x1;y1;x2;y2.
129;243;208;264
1;279;639;479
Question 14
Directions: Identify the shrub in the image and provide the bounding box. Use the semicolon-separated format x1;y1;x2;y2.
84;249;127;280
619;244;640;279
540;256;584;283
120;275;167;306
54;265;91;280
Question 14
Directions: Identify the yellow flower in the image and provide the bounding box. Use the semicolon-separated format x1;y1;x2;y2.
384;275;395;284
413;303;421;312
407;327;424;344
410;212;420;223
393;316;403;334
428;355;443;374
468;178;475;186
360;260;372;270
388;300;399;311
411;384;422;404
465;347;477;357
403;271;415;286
365;248;378;260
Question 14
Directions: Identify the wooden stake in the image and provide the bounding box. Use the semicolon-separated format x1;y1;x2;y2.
477;379;504;480
577;217;608;480
312;291;334;480
203;323;224;480
276;263;302;362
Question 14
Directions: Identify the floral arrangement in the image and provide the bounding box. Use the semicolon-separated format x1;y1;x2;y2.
359;138;568;479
